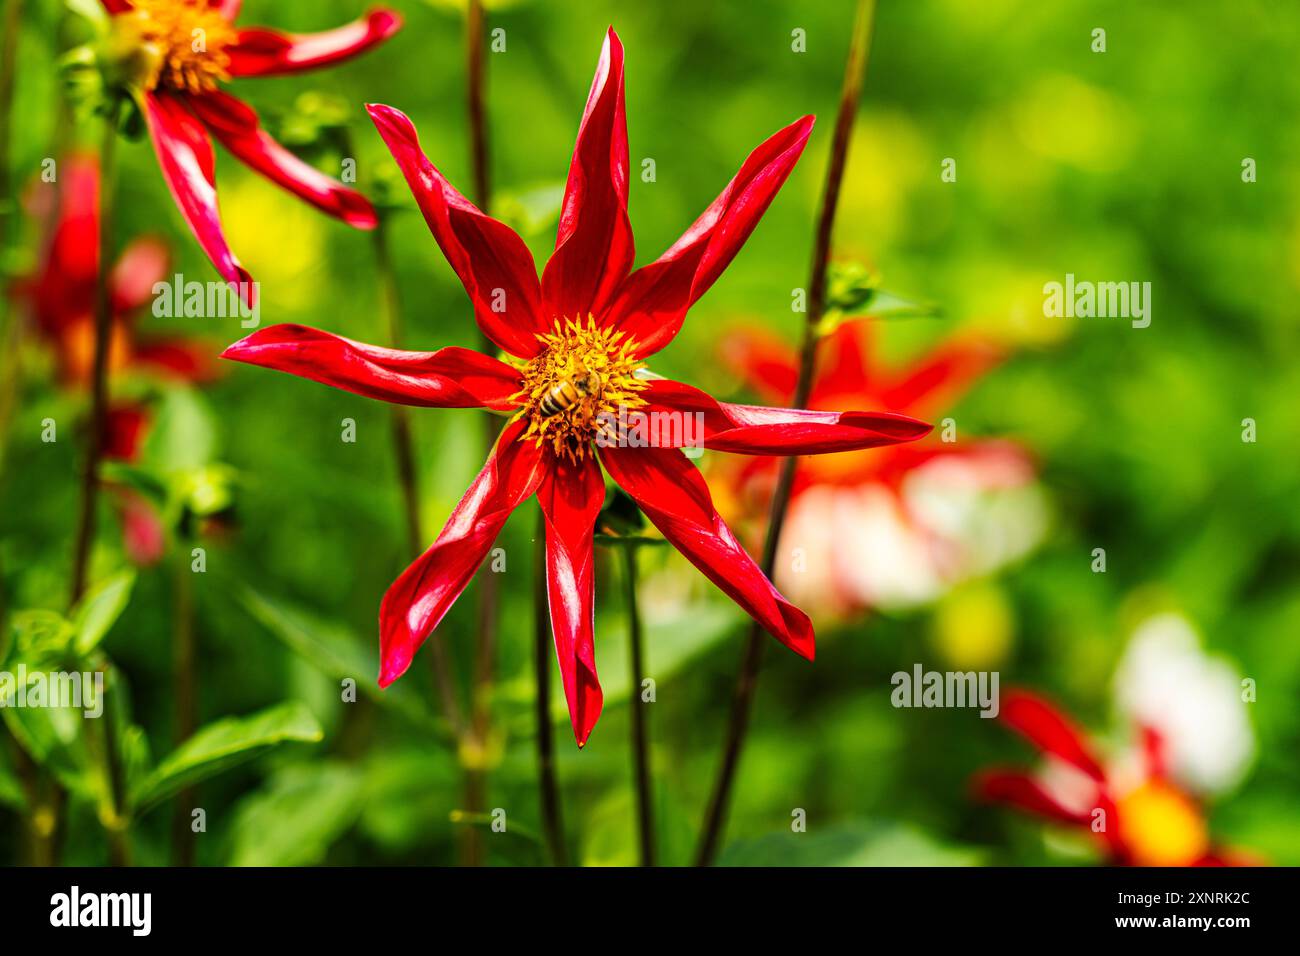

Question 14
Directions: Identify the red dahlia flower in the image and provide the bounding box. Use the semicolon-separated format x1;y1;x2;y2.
222;29;932;745
974;690;1248;866
721;319;1042;612
98;0;401;290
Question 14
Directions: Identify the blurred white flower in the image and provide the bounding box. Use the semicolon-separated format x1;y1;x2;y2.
1113;613;1254;794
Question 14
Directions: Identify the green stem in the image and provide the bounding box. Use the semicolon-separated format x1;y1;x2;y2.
169;548;197;865
693;0;878;868
96;664;131;866
622;544;655;866
533;511;567;866
68;101;121;606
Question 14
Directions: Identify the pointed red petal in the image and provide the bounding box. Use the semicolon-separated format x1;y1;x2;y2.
227;10;402;77
606;115;814;357
367;104;547;357
221;323;522;409
599;444;813;659
189;92;377;229
878;336;1003;416
972;769;1091;826
541;27;633;321
721;327;799;404
538;454;605;746
1000;690;1107;782
379;421;545;686
634;378;932;455
142;92;252;293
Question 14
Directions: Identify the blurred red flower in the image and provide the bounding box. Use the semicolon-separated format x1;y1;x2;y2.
974;690;1252;866
97;0;401;290
16;154;221;563
720;319;1042;613
223;29;933;746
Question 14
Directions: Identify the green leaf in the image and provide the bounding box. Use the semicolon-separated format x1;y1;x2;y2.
70;570;135;656
228;763;364;866
141;387;219;473
131;702;323;812
718;821;985;867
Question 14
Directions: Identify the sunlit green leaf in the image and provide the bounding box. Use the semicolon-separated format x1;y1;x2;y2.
70;570;135;656
131;702;323;812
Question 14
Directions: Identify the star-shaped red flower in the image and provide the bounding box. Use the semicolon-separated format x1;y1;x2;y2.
222;29;932;745
98;0;402;291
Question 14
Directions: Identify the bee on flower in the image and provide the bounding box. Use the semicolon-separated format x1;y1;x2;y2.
222;28;934;747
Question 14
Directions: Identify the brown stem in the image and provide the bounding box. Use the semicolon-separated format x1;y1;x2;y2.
693;0;878;868
69;102;121;606
622;545;655;866
462;0;500;867
169;550;197;866
371;219;465;742
0;0;22;260
533;513;567;866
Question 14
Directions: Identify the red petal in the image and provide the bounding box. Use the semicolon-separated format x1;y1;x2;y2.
632;378;932;455
142;92;253;294
972;769;1091;826
110;237;170;314
103;403;150;462
606;115;814;357
367;104;547;357
113;488;166;566
878;336;1003;416
100;0;133;12
541;27;633;321
221;323;522;409
226;9;402;77
378;422;545;686
1000;690;1106;782
188;91;377;229
537;454;605;746
721;326;799;403
599;444;813;659
132;336;222;383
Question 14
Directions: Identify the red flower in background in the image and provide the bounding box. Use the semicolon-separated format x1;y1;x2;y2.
223;29;932;746
15;154;219;563
973;690;1250;866
721;319;1042;613
98;0;401;290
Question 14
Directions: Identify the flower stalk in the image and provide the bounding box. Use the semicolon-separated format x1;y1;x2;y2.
621;543;655;866
464;0;498;867
693;0;878;867
69;100;121;606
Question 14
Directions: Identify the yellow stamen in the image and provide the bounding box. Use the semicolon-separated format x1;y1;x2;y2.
1115;779;1210;867
128;0;236;94
510;317;648;463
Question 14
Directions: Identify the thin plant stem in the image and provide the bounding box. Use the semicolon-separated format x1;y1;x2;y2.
371;219;465;739
693;0;878;868
68;102;121;606
96;664;131;866
169;548;197;866
533;512;567;866
463;0;500;867
622;544;655;866
0;0;23;260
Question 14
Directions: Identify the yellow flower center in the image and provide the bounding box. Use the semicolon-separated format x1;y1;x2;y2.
512;318;648;462
127;0;235;94
1115;779;1210;867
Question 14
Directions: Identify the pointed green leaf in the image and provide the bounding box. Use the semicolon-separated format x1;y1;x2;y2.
71;570;136;656
131;702;323;812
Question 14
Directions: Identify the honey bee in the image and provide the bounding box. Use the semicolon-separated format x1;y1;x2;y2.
538;368;596;417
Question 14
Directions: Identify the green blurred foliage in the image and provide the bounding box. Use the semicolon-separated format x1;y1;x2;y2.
0;0;1297;866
